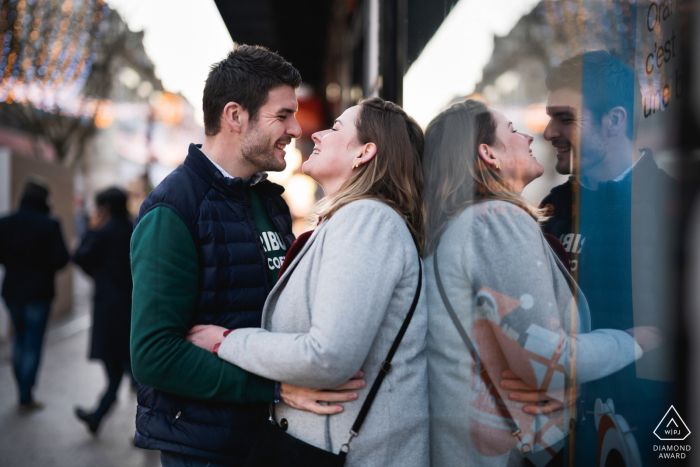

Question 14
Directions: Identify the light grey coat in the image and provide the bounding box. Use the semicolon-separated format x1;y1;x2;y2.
426;201;642;467
218;199;429;467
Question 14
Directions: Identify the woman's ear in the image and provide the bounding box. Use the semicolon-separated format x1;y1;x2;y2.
477;143;497;166
359;142;377;164
222;102;247;134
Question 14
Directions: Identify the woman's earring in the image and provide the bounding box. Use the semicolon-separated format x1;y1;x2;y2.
352;158;362;169
493;160;501;170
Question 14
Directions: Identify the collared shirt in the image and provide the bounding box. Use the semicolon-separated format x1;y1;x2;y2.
612;149;646;182
200;150;267;186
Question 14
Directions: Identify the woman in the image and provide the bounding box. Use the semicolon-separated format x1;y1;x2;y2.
187;98;429;466
423;100;660;466
73;187;135;434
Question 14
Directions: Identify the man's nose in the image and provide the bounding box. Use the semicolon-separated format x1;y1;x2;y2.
288;116;302;139
543;120;557;141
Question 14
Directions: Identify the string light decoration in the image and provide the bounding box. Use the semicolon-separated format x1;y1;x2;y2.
539;0;638;67
0;0;108;117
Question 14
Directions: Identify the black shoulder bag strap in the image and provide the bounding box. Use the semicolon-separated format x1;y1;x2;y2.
432;243;531;454
338;251;422;458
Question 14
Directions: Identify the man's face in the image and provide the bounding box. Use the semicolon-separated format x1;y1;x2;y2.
240;85;301;173
544;88;582;175
544;88;606;176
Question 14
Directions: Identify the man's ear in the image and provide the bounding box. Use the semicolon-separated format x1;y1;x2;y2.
222;102;248;134
603;106;627;137
359;142;377;164
477;143;497;166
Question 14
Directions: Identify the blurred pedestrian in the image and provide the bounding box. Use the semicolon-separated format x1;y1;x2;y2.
0;177;70;410
73;187;134;434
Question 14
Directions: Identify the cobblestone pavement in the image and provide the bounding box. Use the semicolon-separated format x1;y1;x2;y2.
0;271;160;467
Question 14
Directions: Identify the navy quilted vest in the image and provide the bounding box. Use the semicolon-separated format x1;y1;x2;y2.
133;144;294;465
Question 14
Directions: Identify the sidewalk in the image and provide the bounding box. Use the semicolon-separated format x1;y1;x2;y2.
0;270;160;467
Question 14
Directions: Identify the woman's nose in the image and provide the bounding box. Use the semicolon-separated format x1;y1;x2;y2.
312;129;333;144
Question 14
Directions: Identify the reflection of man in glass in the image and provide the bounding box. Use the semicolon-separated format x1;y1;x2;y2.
540;51;675;466
541;51;640;271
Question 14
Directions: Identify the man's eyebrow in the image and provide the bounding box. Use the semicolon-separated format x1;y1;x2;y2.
277;107;297;114
546;106;575;117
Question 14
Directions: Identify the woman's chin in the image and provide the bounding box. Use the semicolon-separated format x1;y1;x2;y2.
531;161;545;180
522;169;545;188
301;160;312;176
301;163;322;186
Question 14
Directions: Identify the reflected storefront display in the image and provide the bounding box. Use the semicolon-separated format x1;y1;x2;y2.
406;0;694;465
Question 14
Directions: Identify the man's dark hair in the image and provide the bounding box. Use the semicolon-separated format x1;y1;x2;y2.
203;44;302;136
20;177;50;213
96;187;129;218
545;51;636;139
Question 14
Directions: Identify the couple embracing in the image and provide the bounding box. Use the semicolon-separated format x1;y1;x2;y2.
130;45;428;467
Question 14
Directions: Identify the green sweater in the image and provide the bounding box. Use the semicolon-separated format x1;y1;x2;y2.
130;206;274;403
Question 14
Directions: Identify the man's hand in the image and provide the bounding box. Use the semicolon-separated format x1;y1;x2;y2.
500;370;580;415
280;371;366;415
627;326;663;354
186;324;229;352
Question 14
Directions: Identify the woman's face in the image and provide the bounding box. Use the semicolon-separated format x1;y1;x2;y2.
303;105;368;195
484;109;544;193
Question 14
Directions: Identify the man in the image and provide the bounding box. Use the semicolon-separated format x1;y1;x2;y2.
540;51;676;465
131;45;360;467
0;178;69;410
541;51;639;271
73;187;134;434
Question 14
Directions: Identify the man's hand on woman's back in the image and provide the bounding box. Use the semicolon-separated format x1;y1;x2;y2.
280;371;366;415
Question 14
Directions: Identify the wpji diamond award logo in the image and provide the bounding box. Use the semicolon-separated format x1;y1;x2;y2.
653;405;691;460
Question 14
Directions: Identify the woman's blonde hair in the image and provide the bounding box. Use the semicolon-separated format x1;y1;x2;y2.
423;99;540;255
311;97;425;254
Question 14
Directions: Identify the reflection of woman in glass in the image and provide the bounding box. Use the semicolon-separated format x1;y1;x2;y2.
423;100;659;466
186;98;429;466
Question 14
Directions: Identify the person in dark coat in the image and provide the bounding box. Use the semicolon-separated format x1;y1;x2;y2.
73;187;134;434
0;177;70;410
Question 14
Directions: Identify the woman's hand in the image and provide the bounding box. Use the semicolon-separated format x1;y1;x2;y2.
186;324;229;353
280;371;366;415
88;206;109;231
500;370;580;415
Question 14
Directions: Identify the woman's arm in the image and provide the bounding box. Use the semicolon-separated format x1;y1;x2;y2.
466;203;641;392
72;229;102;276
216;201;412;388
186;324;367;414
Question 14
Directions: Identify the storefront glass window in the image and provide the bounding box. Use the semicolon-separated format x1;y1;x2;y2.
409;1;688;465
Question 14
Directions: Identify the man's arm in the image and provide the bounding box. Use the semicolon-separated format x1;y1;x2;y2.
130;206;275;403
